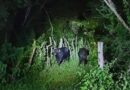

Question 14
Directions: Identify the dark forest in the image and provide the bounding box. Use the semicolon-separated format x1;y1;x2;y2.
0;0;130;90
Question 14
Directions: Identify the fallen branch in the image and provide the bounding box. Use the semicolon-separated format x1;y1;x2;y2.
103;0;130;32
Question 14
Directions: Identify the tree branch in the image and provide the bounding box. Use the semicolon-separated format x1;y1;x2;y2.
103;0;130;32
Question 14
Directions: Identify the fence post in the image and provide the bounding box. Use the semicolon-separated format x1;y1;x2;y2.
59;38;63;48
98;42;104;69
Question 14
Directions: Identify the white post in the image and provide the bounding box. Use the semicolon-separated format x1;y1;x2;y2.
59;38;63;48
98;42;104;69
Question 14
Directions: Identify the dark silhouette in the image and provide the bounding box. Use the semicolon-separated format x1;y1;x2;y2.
78;48;89;65
53;47;70;65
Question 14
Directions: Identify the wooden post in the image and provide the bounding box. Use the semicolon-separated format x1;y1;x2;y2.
28;40;36;67
98;42;104;69
45;37;52;67
59;38;63;48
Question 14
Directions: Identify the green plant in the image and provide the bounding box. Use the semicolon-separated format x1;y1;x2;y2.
80;65;114;90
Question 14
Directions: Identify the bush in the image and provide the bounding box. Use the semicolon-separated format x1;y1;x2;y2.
80;65;114;90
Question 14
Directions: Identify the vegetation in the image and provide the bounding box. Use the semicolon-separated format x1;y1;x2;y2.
0;0;130;90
